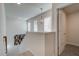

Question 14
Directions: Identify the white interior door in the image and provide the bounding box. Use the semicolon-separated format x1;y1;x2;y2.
59;9;66;55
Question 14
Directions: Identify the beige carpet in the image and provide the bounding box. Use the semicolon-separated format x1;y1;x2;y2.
17;51;34;56
60;44;79;56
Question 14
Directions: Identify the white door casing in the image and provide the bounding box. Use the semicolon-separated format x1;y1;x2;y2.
58;9;67;55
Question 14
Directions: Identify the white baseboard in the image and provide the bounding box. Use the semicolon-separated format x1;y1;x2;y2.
67;42;79;46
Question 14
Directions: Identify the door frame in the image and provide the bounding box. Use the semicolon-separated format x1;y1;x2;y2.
57;8;65;56
56;4;74;56
57;8;59;56
57;7;68;56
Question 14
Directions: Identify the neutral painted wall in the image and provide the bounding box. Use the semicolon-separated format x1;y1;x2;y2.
67;12;79;46
45;32;55;56
6;16;26;55
19;32;45;56
19;32;55;56
0;3;6;56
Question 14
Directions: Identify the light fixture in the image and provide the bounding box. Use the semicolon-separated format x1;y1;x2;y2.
40;8;43;20
39;8;44;23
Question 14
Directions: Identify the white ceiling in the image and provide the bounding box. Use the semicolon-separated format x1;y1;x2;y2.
5;3;52;20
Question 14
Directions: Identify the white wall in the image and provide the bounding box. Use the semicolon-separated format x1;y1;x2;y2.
0;3;6;56
45;32;55;56
19;32;45;56
67;12;79;46
6;16;26;55
19;32;55;56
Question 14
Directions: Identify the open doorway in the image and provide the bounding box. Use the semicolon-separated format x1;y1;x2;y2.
57;4;79;56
